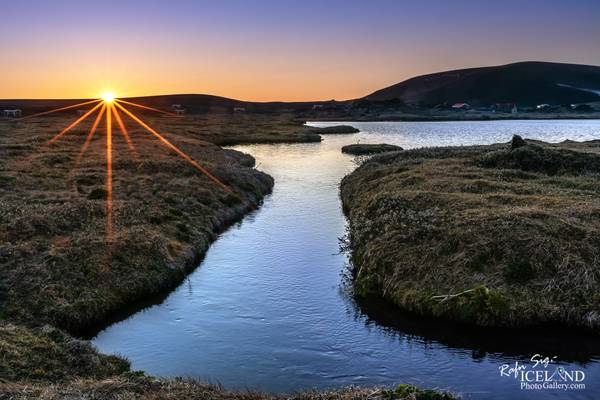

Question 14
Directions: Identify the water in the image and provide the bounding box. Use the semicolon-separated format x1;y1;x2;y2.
93;120;600;399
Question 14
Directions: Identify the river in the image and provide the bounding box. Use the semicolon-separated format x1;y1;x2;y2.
93;120;600;399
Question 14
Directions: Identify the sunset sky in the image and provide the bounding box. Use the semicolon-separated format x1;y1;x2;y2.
2;0;600;101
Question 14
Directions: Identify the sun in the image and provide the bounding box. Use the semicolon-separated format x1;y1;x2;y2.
101;92;115;103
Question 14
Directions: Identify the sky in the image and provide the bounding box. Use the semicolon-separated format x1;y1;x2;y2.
1;0;600;101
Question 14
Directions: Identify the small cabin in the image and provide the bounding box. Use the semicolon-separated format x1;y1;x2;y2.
233;107;246;113
3;109;22;118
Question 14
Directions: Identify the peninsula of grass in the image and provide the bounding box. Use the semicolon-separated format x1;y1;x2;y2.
341;136;600;330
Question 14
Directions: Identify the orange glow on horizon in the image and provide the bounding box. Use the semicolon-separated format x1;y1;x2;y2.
102;92;115;103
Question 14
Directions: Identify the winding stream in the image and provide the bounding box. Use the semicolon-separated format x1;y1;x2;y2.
93;120;600;399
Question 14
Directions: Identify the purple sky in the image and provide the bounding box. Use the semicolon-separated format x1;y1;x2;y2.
1;0;599;100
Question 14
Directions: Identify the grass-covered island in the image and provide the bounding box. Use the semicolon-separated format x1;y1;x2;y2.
341;136;600;330
342;144;403;155
0;113;452;399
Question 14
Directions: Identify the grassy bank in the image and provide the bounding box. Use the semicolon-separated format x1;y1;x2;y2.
0;113;280;333
0;379;454;400
341;137;600;329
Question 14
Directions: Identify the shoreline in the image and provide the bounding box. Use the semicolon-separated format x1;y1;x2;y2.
306;114;600;123
75;191;272;338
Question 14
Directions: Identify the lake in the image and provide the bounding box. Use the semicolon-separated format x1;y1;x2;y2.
92;120;600;399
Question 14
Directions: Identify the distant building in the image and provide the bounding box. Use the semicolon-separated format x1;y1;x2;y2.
451;103;470;110
312;104;324;110
2;109;22;118
171;104;186;115
233;107;246;113
536;104;551;110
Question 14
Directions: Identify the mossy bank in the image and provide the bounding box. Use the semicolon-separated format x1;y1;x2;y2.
341;137;600;330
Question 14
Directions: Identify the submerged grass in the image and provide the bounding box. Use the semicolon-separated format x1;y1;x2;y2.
341;137;600;329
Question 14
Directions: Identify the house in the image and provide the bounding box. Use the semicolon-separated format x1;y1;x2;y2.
451;103;470;110
2;109;22;118
171;104;186;115
233;107;246;113
312;104;324;110
536;104;551;111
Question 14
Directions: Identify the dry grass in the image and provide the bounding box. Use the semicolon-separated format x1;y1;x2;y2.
341;138;600;329
0;113;286;333
0;378;454;400
147;113;322;145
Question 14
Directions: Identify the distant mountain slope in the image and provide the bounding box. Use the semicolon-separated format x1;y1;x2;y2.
365;62;600;106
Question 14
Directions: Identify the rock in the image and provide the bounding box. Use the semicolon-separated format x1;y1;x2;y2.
311;125;359;134
341;143;403;155
511;135;526;150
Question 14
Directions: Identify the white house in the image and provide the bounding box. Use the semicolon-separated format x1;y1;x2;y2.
3;109;22;118
451;103;470;110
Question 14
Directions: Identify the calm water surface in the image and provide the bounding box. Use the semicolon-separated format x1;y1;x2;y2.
93;120;600;399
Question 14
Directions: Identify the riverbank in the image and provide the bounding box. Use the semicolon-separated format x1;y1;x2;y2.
341;137;600;329
0;114;453;398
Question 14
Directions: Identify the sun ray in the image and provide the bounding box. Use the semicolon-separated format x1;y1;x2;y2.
111;103;139;160
75;104;106;167
48;102;104;145
114;101;231;192
106;103;113;243
16;99;102;121
115;99;179;116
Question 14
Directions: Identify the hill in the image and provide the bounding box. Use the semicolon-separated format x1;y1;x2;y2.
0;94;319;114
365;61;600;107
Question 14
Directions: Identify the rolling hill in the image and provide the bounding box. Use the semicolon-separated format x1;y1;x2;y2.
365;61;600;107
